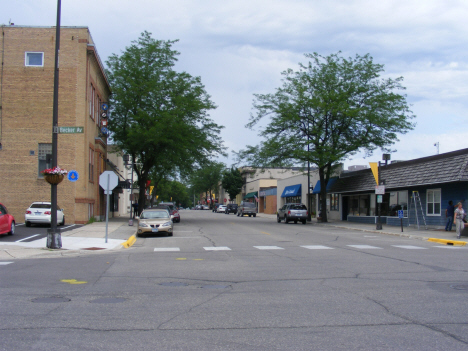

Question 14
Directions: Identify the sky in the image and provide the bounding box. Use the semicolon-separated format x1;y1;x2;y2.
3;0;468;170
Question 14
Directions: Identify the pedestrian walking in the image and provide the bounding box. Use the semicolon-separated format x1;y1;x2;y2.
454;202;465;239
445;200;455;231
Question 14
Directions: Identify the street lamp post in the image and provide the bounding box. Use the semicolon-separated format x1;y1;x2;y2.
47;0;62;249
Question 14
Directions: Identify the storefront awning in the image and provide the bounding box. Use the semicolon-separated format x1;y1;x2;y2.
281;184;301;198
312;177;338;194
244;191;258;199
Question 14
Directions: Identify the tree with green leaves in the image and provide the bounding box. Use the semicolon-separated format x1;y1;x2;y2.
237;52;415;222
190;162;225;208
106;31;225;213
221;167;243;202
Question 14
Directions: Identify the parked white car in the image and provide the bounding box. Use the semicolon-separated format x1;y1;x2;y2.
25;202;65;227
216;205;227;213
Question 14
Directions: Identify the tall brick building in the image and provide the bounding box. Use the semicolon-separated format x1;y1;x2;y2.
0;25;111;224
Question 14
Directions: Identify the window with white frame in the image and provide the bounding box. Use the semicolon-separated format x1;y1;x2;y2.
25;52;44;67
38;143;52;177
329;193;339;211
426;189;441;215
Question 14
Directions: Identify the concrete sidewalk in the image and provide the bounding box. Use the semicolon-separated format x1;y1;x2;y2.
256;212;467;245
0;217;137;260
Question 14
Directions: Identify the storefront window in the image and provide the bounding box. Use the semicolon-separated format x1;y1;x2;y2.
330;194;339;211
379;191;408;217
347;195;371;216
286;196;301;203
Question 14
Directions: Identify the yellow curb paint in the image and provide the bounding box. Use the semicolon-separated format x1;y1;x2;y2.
261;231;270;235
60;279;87;284
176;258;187;260
428;238;467;246
122;234;137;248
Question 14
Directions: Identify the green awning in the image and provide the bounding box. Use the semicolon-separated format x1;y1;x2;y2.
244;191;258;199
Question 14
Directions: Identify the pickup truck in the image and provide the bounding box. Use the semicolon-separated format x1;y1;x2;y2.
237;201;257;217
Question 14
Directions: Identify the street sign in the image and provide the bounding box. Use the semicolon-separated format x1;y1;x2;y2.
68;170;79;182
101;103;108;111
101;112;107;118
58;126;84;134
99;171;118;194
101;127;109;135
377;195;383;203
375;185;385;194
398;210;404;219
224;198;227;202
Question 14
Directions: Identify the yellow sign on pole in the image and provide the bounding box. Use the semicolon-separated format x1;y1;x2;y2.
150;186;154;195
369;162;379;185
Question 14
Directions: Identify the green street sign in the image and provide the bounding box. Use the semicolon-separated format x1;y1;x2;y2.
58;127;84;134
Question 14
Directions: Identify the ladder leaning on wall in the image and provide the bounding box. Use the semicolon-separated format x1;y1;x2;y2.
408;191;427;230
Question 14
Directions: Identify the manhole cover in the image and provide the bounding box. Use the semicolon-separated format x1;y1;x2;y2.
201;285;230;289
450;285;468;291
32;297;71;303
82;247;105;250
90;298;127;303
160;282;188;287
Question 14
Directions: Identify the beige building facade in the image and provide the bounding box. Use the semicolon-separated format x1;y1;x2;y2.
0;25;111;223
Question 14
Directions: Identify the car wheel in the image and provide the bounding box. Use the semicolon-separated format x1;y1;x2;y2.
25;221;31;227
60;216;65;226
302;220;307;224
168;231;173;237
8;222;15;235
253;214;256;218
277;216;281;223
294;220;297;224
284;216;289;224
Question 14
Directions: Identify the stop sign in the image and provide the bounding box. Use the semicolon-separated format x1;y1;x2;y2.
99;171;119;194
224;198;227;203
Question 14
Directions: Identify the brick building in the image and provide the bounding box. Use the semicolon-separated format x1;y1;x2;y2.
0;25;111;224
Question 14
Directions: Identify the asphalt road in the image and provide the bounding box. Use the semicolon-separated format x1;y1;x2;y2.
0;222;84;243
1;210;468;350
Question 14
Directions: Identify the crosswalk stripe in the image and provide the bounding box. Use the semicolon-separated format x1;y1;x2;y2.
0;262;13;265
301;245;334;250
203;247;231;251
392;245;427;249
347;245;382;249
154;248;180;252
253;246;284;250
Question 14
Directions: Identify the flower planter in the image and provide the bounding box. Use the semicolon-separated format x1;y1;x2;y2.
44;174;64;185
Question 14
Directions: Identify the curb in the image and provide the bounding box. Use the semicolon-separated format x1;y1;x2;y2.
427;238;467;246
121;234;137;249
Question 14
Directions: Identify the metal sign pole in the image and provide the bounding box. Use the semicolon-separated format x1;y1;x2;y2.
105;173;109;243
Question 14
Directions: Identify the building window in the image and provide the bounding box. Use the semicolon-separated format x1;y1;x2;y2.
38;143;52;177
88;203;94;220
89;148;94;182
330;194;339;211
25;52;44;67
427;189;441;216
285;196;301;204
89;84;95;119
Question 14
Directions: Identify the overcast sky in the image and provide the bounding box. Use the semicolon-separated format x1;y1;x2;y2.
3;0;468;169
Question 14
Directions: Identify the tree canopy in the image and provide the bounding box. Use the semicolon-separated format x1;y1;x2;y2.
237;52;415;222
106;31;225;212
221;167;243;201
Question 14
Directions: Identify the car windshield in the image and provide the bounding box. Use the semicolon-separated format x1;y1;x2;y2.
30;204;51;209
140;211;169;219
290;204;307;210
243;203;255;208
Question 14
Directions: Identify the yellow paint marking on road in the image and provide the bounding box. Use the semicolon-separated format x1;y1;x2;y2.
176;258;187;260
261;231;271;235
60;279;87;284
193;259;204;261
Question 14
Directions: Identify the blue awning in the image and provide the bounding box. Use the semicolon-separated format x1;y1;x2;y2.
281;184;301;198
312;177;338;194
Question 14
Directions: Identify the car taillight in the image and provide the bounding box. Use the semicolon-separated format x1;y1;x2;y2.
26;211;31;214
306;211;308;216
44;211;51;215
288;210;291;215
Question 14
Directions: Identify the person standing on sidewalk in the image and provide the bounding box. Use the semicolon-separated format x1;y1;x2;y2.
445;200;455;231
454;202;465;239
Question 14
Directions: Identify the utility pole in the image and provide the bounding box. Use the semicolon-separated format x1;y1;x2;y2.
47;0;62;249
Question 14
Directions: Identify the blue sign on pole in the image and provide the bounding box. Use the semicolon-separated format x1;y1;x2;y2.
68;170;79;182
101;127;109;135
101;103;108;111
398;210;404;219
